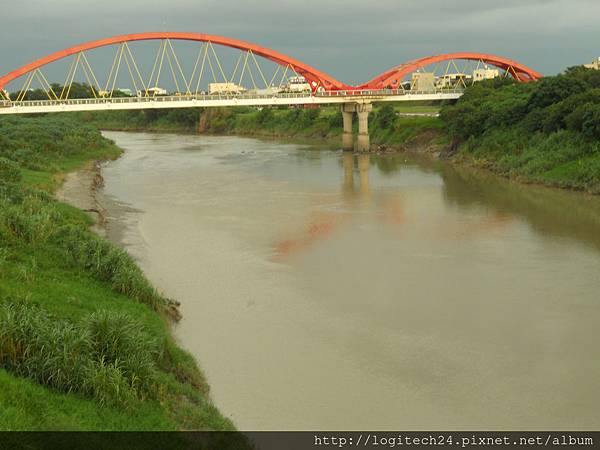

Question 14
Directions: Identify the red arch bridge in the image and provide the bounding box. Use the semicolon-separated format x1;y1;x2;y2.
0;32;541;146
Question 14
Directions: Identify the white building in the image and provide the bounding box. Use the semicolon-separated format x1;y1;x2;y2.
284;76;311;93
136;87;168;97
247;86;281;96
473;67;500;82
584;58;600;70
208;82;246;95
411;72;436;92
435;73;472;88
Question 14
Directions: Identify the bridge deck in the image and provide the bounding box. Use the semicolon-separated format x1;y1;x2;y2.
0;90;463;114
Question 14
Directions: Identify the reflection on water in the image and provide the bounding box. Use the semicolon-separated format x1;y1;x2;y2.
100;131;600;430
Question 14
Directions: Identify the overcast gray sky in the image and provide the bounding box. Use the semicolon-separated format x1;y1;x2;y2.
1;0;599;86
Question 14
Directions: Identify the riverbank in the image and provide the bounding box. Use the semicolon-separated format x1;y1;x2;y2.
91;130;600;430
77;65;600;194
0;115;233;430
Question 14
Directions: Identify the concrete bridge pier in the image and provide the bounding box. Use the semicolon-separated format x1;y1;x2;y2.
341;105;355;151
356;103;372;152
341;102;372;152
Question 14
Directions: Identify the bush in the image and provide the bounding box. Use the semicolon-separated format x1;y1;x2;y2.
53;224;166;312
0;196;59;244
582;105;600;140
0;297;161;407
256;107;274;125
375;104;396;129
0;158;21;183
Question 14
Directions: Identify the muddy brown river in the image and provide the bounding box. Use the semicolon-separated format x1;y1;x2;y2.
98;131;600;430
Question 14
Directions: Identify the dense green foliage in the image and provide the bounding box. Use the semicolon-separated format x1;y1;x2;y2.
78;103;443;151
0;115;232;430
440;67;600;192
77;108;202;132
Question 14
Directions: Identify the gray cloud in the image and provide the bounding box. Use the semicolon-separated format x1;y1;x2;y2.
1;0;598;88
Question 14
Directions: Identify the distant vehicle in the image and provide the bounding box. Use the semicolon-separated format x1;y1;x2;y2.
137;87;168;97
283;76;311;93
208;82;246;95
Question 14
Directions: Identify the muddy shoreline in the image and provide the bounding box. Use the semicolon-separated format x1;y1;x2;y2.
56;160;108;236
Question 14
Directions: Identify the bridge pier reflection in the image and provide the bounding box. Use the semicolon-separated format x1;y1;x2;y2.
341;102;372;152
342;152;371;198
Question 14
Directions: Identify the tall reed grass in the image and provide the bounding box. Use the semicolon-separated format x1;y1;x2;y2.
0;297;161;407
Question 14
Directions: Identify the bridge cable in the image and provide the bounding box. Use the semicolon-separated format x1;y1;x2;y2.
164;42;182;94
17;71;35;102
154;40;168;94
61;55;78;99
146;40;164;95
208;42;227;82
109;44;125;97
268;65;281;88
81;52;102;96
190;42;208;94
166;39;191;94
205;44;218;85
35;69;58;100
124;43;148;95
104;45;121;94
249;50;269;88
194;43;209;95
122;47;140;96
229;52;243;84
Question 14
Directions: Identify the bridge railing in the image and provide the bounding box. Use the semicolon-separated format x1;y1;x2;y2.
0;89;464;109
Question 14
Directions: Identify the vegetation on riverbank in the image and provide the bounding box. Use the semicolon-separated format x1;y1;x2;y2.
0;115;232;430
78;103;444;147
441;67;600;192
78;64;600;194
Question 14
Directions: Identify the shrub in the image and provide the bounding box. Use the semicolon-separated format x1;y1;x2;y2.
53;224;167;312
375;104;396;129
0;297;161;407
581;104;600;140
0;158;21;183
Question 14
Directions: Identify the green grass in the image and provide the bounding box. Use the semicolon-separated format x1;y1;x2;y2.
0;115;233;430
0;369;175;431
440;68;600;192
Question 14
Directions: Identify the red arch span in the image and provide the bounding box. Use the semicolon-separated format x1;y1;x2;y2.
0;32;350;92
361;52;543;89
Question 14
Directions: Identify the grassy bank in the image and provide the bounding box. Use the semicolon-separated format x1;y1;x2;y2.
79;66;600;194
441;67;600;193
0;115;232;430
77;103;445;147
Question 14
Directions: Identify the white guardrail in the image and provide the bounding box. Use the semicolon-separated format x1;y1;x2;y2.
0;89;464;109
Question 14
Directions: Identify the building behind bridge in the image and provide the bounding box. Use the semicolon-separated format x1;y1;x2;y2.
584;57;600;70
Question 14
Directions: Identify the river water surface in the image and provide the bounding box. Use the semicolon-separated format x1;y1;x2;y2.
99;131;600;430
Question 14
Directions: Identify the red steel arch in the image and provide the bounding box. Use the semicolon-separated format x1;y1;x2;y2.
0;32;350;92
361;52;543;89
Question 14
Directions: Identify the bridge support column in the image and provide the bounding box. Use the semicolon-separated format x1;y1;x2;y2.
341;104;354;151
356;103;372;152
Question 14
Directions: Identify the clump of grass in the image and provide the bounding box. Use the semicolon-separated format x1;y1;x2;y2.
0;297;161;408
86;310;161;396
54;224;168;313
0;196;59;244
